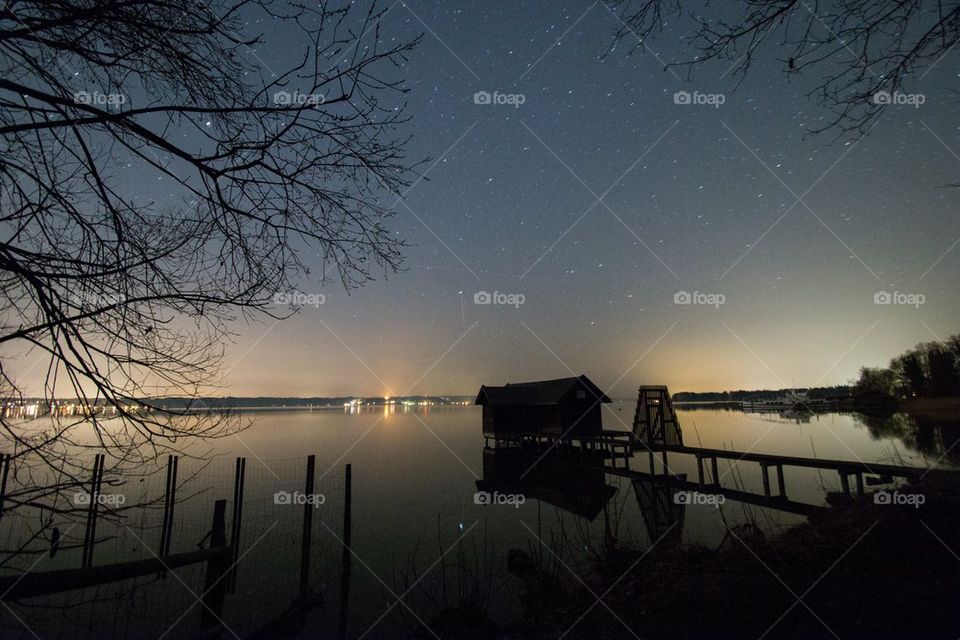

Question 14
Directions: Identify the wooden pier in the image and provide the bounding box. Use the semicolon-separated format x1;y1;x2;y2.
483;430;635;467
648;443;948;499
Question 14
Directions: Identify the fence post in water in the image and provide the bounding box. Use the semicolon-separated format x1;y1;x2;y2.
82;454;105;568
0;452;11;524
839;471;851;496
338;463;353;640
228;456;246;593
299;454;316;601
201;499;229;633
776;465;787;497
761;464;771;498
159;455;179;557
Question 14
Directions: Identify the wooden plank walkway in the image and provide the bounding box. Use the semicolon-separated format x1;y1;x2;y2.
655;444;948;478
605;466;825;517
0;545;232;600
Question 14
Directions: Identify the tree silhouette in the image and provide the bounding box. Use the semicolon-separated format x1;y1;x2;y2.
608;0;959;136
0;0;420;483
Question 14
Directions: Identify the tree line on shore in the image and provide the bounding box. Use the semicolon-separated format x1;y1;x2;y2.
854;333;960;400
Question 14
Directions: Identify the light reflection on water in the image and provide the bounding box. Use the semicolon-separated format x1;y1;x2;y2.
1;405;957;638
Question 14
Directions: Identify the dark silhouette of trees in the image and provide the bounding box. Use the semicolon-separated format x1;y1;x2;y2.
897;352;929;397
852;366;897;397
855;335;960;400
608;0;960;136
0;0;420;489
928;348;960;396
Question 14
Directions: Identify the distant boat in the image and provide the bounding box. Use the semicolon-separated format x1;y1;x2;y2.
742;391;834;411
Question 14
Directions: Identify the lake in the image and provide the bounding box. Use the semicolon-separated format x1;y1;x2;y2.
1;404;957;638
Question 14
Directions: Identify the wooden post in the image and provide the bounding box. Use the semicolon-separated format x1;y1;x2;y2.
165;456;179;555
0;453;11;524
696;456;705;485
159;455;173;556
776;465;786;497
761;464;771;498
839;471;851;496
228;457;246;593
855;472;864;496
711;457;719;486
159;455;179;557
338;463;353;640
200;499;229;633
82;454;105;568
299;455;316;600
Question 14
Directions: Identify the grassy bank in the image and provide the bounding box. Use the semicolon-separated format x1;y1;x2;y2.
494;476;960;640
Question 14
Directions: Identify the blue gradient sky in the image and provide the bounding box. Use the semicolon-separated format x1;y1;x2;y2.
15;1;960;398
224;2;960;397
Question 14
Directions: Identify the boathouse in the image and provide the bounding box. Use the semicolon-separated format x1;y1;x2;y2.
475;375;611;437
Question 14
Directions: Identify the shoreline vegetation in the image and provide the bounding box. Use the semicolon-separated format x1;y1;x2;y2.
429;474;960;640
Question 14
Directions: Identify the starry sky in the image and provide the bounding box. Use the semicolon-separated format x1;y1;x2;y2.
26;1;960;399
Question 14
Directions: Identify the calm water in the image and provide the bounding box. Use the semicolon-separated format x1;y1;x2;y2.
1;404;957;638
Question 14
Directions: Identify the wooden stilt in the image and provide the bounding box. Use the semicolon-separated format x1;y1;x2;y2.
299;455;316;600
200;499;229;632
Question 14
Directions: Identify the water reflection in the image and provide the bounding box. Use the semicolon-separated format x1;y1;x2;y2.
477;449;617;521
854;412;960;464
3;406;960;639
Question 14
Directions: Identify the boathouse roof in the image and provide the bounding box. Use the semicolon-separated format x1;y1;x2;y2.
474;375;611;406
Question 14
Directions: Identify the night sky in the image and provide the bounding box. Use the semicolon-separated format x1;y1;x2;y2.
23;1;960;398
